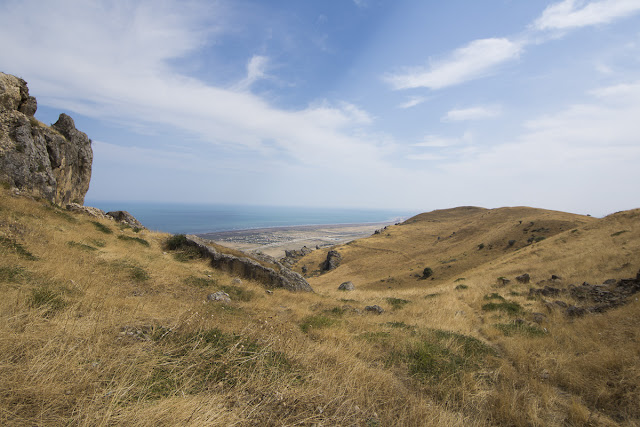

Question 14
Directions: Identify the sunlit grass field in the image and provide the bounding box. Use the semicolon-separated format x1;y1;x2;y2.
1;188;639;426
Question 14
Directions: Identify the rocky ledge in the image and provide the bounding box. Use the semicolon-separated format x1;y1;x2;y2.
0;72;92;205
182;235;313;292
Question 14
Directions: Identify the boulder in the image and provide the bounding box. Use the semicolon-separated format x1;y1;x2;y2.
516;273;530;284
0;72;92;205
322;250;342;271
338;281;355;291
106;210;145;229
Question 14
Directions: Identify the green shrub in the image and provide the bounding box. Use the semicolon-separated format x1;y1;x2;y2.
422;267;433;278
455;284;468;290
478;243;485;250
165;234;189;250
424;293;440;299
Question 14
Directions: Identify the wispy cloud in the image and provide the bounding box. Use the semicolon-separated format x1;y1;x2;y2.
534;0;640;31
442;105;502;122
234;55;270;90
0;0;386;173
385;38;523;90
397;96;427;109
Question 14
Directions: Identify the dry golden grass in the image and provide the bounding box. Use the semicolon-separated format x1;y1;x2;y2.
1;191;639;426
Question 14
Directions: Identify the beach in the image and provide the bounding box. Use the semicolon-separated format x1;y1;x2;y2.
197;222;393;258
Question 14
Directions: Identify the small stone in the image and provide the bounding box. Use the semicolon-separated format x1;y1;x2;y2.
532;312;546;324
266;290;273;294
338;281;355;291
207;291;231;303
232;278;243;285
516;273;531;284
364;305;384;315
551;274;562;281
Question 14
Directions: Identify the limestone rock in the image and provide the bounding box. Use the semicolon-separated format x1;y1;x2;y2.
322;250;342;271
0;72;92;205
66;203;109;219
181;235;313;292
338;281;355;291
106;210;145;229
207;291;231;303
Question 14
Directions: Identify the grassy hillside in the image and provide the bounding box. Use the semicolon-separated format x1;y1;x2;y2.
1;189;639;426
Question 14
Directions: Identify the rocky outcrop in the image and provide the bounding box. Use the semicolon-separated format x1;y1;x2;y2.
322;250;342;271
533;270;640;316
0;72;92;205
182;235;313;292
280;246;313;268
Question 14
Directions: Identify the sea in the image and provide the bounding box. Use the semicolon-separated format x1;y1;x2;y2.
86;201;414;235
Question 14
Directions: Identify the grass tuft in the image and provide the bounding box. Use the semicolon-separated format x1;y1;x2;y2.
117;234;150;247
386;297;410;310
0;265;27;282
300;315;337;333
91;220;113;234
495;323;547;337
482;301;523;315
0;236;38;260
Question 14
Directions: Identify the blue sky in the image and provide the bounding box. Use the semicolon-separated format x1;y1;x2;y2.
1;0;639;216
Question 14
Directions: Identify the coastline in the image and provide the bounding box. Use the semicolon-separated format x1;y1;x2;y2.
197;221;395;258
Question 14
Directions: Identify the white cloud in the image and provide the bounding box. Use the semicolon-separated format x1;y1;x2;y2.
397;96;427;109
442;105;502;122
385;38;523;90
234;55;270;90
534;0;640;31
0;0;387;174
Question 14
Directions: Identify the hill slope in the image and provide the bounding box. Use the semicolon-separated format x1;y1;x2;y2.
1;190;639;426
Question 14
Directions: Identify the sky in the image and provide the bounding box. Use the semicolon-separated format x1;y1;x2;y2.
1;0;639;217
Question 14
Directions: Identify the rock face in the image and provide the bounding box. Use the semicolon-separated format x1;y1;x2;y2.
182;235;313;292
0;72;92;205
